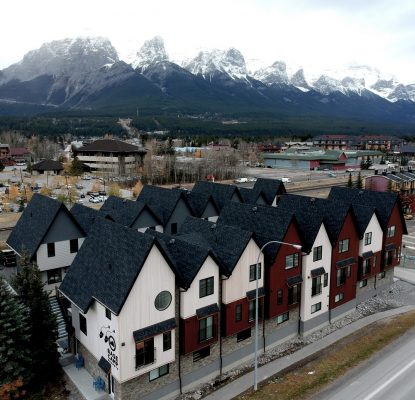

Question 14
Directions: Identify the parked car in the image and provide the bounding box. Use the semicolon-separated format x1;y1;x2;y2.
328;172;337;177
75;184;84;190
346;168;355;172
89;197;100;204
281;177;291;183
234;177;248;183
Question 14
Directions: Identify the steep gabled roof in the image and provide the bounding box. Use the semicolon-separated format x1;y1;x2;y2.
252;178;286;205
7;194;82;259
99;196;161;227
350;204;380;239
329;187;407;234
32;159;63;171
278;194;356;245
137;185;193;225
147;230;222;289
59;218;159;315
70;203;100;234
217;202;298;259
172;189;220;218
178;216;253;275
192;181;243;210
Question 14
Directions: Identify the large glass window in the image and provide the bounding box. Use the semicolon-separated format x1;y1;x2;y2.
387;225;396;238
288;285;300;305
47;268;62;285
285;253;299;269
199;316;213;342
154;291;172;311
364;232;372;245
163;331;171;351
311;275;322;296
338;239;349;253
149;364;169;381
362;259;371;276
336;268;347;286
199;277;214;298
135;337;155;368
311;302;321;314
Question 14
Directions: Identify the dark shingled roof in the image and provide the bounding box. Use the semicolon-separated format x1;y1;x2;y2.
252;178;286;205
217;202;299;260
59;218;158;314
196;303;220;319
98;357;111;373
328;187;407;234
362;251;374;259
349;204;379;239
137;186;193;225
192;181;243;210
278;194;357;245
99;196;161;228
246;287;266;300
336;257;356;268
178;216;253;275
287;275;303;287
311;267;326;277
70;203;99;234
133;318;176;342
173;189;219;218
7;194;78;259
32;159;63;171
146;230;219;289
76;139;145;154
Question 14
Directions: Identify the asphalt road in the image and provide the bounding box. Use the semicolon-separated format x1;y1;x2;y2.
314;327;415;400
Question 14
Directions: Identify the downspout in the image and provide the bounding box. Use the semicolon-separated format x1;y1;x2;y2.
178;288;184;394
219;275;229;380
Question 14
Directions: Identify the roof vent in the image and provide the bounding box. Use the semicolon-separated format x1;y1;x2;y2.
310;198;315;202
252;206;258;212
359;191;364;195
210;224;217;230
169;239;175;245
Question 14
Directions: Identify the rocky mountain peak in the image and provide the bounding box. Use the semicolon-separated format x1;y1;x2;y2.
253;60;288;86
131;36;168;71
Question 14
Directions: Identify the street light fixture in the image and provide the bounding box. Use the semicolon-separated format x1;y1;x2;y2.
253;240;302;391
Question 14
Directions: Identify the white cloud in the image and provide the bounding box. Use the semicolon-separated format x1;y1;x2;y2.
1;0;414;82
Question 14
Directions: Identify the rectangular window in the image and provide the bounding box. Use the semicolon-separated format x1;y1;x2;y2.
362;258;371;276
199;316;213;342
79;314;87;336
193;346;210;362
135;337;155;368
170;223;178;235
163;331;172;351
236;328;251;342
277;289;283;305
105;308;111;320
235;304;242;322
387;225;396;238
249;263;262;282
276;312;289;324
199;277;214;298
248;299;262;321
359;279;368;288
338;239;349;253
47;242;55;258
285;253;299;269
288;285;300;305
149;364;169;381
313;246;323;261
364;232;372;245
311;302;322;314
70;238;78;253
311;275;322;296
324;273;328;287
336;268;347;287
47;268;62;284
385;251;393;266
335;293;344;303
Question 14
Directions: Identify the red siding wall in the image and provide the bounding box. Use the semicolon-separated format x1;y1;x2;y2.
180;313;219;355
329;212;359;309
365;176;389;192
266;222;302;320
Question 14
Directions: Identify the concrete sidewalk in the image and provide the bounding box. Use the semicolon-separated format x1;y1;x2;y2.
395;267;415;285
204;305;415;400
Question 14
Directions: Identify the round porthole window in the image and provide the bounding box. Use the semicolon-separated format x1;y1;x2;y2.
154;291;172;311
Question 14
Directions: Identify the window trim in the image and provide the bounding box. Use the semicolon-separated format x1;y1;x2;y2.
235;304;242;322
313;246;323;262
311;275;322;296
249;263;262;282
387;225;396;238
311;302;322;314
70;238;79;254
199;315;214;342
46;268;62;285
276;312;289;324
105;308;111;320
335;293;344;303
47;242;55;258
285;253;299;270
277;289;283;305
199;277;214;298
338;239;349;254
163;331;172;352
79;314;87;336
364;232;372;245
149;364;169;381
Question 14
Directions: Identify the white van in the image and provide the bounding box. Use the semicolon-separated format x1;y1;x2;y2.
281;177;291;183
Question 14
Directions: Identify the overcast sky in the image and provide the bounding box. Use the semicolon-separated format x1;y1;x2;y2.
2;0;414;82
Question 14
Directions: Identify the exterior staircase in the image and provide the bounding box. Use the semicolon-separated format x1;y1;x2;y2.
50;296;67;340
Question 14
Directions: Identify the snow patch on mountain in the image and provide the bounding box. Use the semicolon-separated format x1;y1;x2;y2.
253;61;288;86
132;36;168;71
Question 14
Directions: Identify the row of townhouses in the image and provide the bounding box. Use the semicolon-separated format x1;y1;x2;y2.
5;179;406;400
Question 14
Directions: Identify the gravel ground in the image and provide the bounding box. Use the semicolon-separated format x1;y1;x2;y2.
177;279;415;400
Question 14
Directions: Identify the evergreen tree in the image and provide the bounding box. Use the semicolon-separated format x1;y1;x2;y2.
347;173;353;188
0;161;4;172
11;264;60;390
69;157;83;176
0;280;31;399
355;172;364;189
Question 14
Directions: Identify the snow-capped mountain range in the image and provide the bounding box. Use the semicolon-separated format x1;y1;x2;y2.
0;35;414;124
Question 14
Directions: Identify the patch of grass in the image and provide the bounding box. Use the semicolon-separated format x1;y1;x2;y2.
237;311;415;400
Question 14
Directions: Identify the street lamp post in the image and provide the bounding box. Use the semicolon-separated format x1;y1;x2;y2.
253;240;302;391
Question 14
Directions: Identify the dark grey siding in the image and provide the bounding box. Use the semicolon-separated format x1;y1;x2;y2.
42;210;84;243
166;199;193;234
131;208;160;230
201;200;219;220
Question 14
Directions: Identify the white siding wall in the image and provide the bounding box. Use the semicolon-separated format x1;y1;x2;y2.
72;301;121;381
359;214;383;255
180;256;220;319
137;225;163;233
300;225;331;321
118;245;176;383
208;216;219;222
222;239;263;304
36;238;85;272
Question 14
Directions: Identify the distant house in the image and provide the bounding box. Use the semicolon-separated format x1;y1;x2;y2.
32;159;64;175
0;144;10;159
73;139;147;176
10;147;32;163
